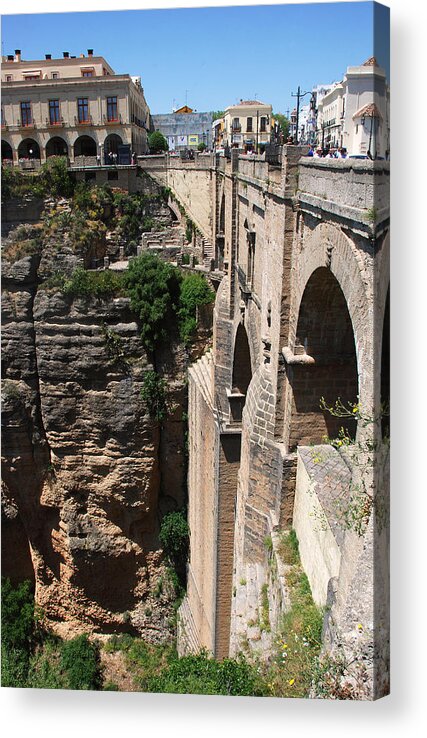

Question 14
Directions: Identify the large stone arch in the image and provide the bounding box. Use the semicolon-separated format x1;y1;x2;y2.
73;135;97;158
288;266;359;449
17;138;40;159
2;139;13;161
46;136;68;158
289;222;372;422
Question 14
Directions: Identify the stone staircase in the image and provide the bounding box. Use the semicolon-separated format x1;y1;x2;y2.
202;238;215;270
188;349;214;407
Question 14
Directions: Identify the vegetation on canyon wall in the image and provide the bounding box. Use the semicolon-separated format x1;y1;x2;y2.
1;578;267;695
1;533;328;698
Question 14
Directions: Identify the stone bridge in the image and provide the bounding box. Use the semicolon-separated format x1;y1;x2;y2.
139;147;390;699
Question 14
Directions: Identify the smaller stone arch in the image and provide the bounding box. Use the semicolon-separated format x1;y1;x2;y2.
73;135;97;158
229;323;253;423
17;138;40;159
104;133;122;154
46;136;68;158
1;139;13;161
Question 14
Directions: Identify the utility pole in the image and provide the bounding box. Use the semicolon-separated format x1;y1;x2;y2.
291;85;311;144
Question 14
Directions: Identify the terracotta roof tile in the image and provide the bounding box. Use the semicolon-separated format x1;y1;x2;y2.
362;56;378;66
352;102;383;121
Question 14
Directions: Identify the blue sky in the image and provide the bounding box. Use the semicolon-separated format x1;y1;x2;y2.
1;2;390;116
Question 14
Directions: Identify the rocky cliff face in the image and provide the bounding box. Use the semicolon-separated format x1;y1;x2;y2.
1;242;193;640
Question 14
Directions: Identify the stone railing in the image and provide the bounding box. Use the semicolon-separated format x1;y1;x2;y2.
297;157;390;222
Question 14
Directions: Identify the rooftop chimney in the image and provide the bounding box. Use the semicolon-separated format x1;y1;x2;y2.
14;49;21;62
45;54;51;60
7;54;14;61
87;49;93;56
63;51;69;58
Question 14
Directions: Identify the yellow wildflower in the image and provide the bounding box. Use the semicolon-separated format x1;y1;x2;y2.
288;678;295;686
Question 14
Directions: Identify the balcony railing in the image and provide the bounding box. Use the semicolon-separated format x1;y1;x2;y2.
17;118;36;130
46;116;65;128
232;124;242;132
103;113;122;125
74;115;93;126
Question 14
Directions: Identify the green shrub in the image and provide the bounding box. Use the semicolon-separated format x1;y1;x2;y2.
60;634;102;690
1;577;35;687
124;253;182;351
146;651;268;696
178;272;215;344
39;156;74;198
140;370;167;421
43;268;124;298
159;510;189;586
27;638;66;689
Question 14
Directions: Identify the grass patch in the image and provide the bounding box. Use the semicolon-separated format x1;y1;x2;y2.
264;529;323;698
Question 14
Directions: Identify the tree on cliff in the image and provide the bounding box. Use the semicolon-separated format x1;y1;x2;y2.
148;130;169;154
124;253;181;351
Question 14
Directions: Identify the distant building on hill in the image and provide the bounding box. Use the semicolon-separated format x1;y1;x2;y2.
151;107;213;151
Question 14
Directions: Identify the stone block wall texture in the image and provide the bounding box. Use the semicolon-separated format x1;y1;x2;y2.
160;147;388;697
185;355;218;654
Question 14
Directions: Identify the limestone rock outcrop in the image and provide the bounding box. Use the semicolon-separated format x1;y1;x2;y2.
1;248;187;640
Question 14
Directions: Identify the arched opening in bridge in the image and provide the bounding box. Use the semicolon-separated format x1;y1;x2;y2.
104;133;122;157
288;267;358;449
229;324;252;423
73;135;96;158
46;136;68;158
216;191;226;270
2;140;13;161
381;287;390;438
17;138;40;159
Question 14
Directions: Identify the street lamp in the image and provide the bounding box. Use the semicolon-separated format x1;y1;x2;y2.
291;86;311;144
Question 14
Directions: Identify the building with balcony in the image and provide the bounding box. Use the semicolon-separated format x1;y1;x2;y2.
219;100;273;152
316;57;389;157
1;48;150;167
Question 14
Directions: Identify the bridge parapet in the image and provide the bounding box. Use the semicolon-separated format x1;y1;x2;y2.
298;158;390;229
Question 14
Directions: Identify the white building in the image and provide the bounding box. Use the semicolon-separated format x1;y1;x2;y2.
316;57;389;157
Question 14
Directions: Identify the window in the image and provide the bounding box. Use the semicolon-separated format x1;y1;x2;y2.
232;117;240;130
81;69;94;77
20;101;32;126
107;96;118;121
77;98;89;123
49;99;60;125
260;117;267;132
246;117;253;132
6;75;13;82
24;75;40;80
51;72;59;79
